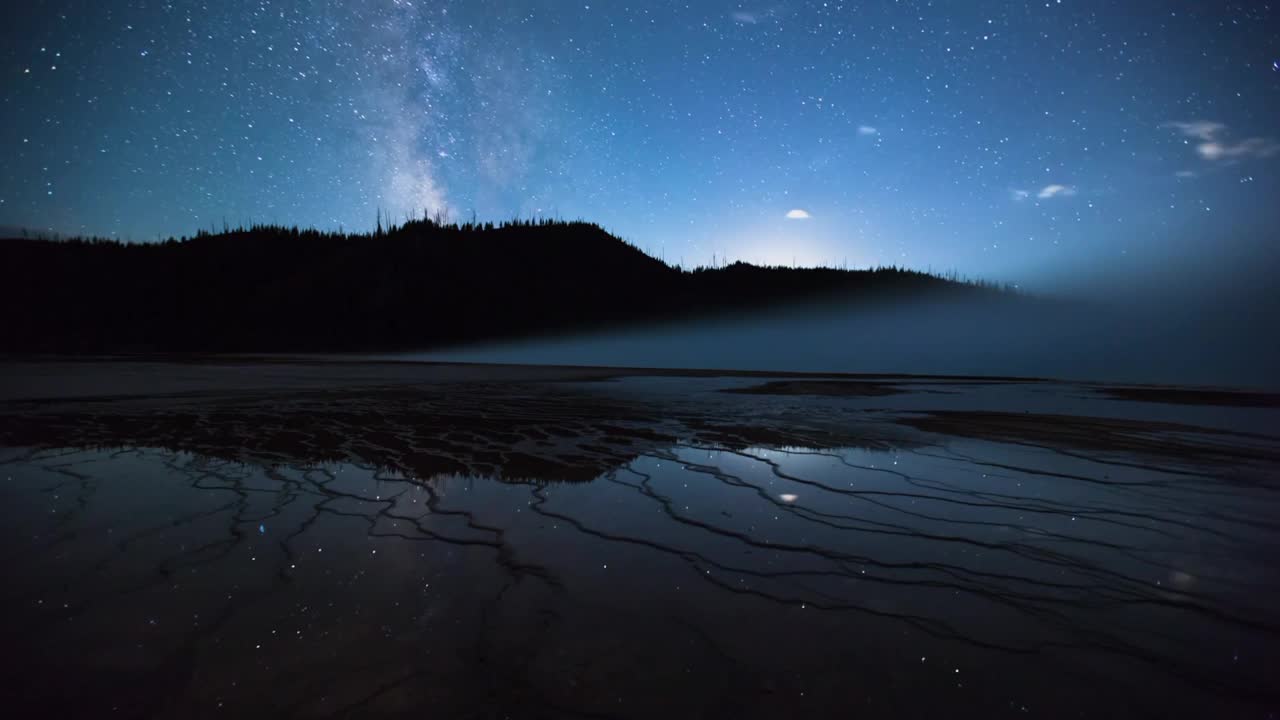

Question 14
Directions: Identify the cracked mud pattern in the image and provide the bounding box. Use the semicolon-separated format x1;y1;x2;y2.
1;362;1278;718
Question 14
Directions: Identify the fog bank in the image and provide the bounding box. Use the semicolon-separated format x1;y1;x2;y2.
397;253;1280;389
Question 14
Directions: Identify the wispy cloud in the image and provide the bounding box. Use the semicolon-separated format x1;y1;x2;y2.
1165;121;1226;142
1198;138;1280;161
1011;185;1075;201
785;209;811;219
731;7;781;24
1037;184;1076;200
857;125;878;136
1166;120;1280;162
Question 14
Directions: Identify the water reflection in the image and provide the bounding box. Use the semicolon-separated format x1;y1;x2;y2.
1;377;1279;717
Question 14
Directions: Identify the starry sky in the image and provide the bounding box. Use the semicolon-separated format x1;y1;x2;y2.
3;1;1278;283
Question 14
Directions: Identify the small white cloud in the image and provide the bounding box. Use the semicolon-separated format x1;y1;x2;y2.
1197;143;1223;160
731;11;758;23
785;209;811;219
1197;137;1279;161
1175;170;1196;179
857;125;878;136
1165;120;1279;162
1011;189;1031;201
1037;184;1077;199
779;493;798;503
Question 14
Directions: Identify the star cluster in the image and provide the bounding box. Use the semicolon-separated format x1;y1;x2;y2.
2;1;1278;282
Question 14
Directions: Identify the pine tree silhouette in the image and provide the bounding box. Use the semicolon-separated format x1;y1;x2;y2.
0;219;1010;352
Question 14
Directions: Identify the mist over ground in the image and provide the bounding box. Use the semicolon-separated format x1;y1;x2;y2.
403;249;1280;389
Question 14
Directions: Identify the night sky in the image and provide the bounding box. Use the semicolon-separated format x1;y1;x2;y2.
3;1;1278;283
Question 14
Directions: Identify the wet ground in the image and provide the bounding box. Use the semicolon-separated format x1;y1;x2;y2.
1;359;1278;718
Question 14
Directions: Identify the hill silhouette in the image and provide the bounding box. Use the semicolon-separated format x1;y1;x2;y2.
0;217;1009;353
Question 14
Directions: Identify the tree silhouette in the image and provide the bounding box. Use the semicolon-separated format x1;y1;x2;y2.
0;219;1011;352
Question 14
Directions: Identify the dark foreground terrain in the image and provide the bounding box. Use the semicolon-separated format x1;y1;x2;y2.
1;359;1278;718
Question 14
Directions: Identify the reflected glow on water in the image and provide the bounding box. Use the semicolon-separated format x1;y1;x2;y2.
2;435;1277;718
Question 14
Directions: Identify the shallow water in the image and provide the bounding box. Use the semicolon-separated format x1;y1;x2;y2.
1;363;1278;717
2;448;1277;717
